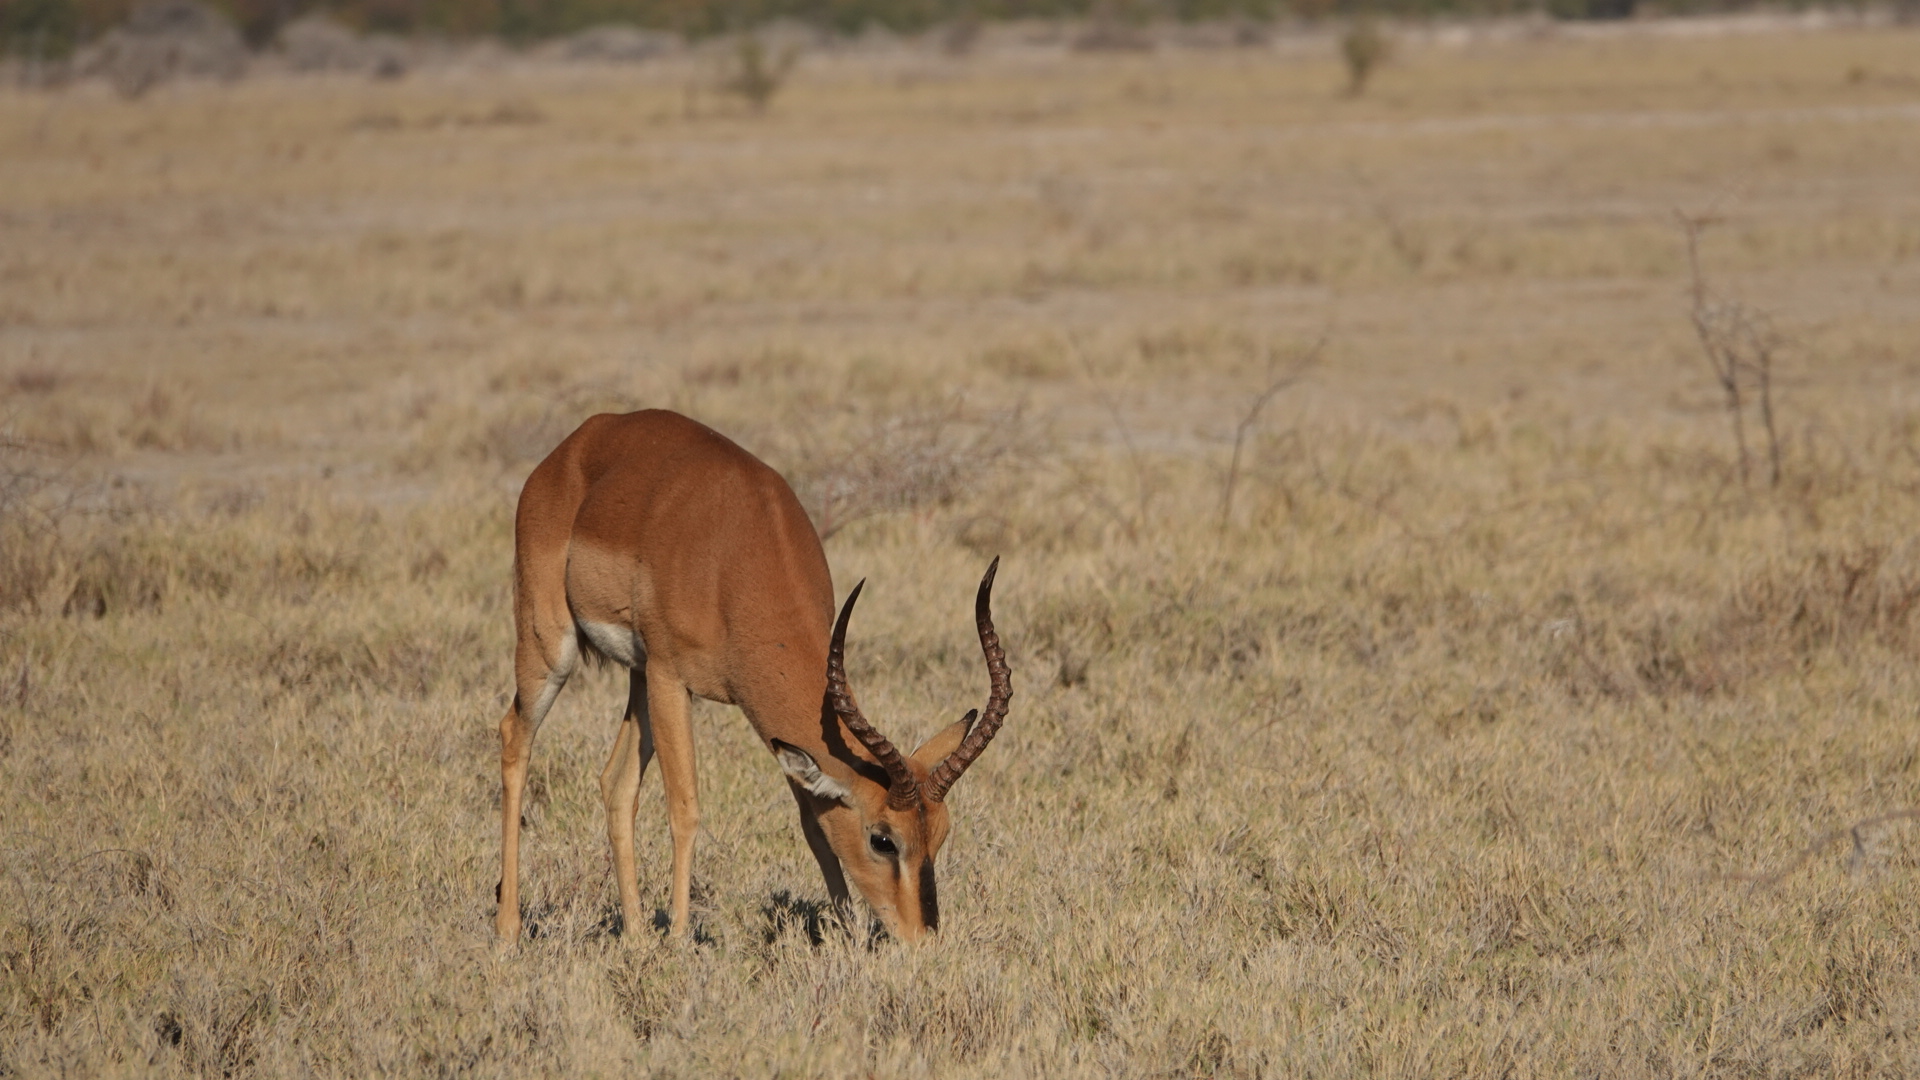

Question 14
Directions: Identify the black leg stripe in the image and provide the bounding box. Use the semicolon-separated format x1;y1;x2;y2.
919;861;939;931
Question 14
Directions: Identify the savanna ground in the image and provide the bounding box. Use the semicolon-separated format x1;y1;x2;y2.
5;17;1920;1076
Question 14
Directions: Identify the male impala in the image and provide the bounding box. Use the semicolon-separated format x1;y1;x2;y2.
494;409;1011;944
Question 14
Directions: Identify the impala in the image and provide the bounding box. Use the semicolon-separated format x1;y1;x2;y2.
494;409;1011;944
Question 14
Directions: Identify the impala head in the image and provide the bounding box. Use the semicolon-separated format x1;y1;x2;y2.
772;559;1012;943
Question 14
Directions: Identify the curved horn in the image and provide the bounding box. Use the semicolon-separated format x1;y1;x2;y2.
827;580;920;810
927;558;1012;802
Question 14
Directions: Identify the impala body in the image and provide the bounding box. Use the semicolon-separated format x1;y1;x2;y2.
495;409;1009;944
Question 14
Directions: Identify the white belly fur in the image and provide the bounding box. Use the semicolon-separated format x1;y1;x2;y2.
578;620;646;669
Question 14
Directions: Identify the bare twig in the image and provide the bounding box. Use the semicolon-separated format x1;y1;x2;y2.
1677;209;1786;489
1679;211;1749;485
1753;323;1782;488
1065;335;1151;542
1218;338;1324;537
1723;809;1920;888
791;397;1025;541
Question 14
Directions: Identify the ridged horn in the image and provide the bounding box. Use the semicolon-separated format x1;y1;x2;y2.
926;558;1011;802
826;580;919;810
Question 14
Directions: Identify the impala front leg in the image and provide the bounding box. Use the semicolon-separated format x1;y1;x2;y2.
789;783;853;929
648;667;699;939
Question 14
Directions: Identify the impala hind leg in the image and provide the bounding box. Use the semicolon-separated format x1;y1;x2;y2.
496;630;577;945
599;669;654;940
647;667;700;938
789;783;854;932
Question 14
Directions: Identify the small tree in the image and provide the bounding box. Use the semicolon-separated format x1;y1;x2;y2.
1341;16;1390;97
719;34;798;114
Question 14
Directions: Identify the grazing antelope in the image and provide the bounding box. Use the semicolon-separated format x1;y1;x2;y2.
495;409;1011;944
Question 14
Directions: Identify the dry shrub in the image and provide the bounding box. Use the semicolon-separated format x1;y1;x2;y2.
680;347;813;392
606;951;686;1043
1072;6;1153;53
558;25;680;64
1458;862;1634;965
976;341;1070;381
263;632;427;699
0;843;176;1044
276;15;407;77
6;369;62;395
58;536;172;618
126;383;244;452
717;35;799;114
1545;611;1728;701
0;434;84;614
1722;544;1920;657
1261;869;1353;942
1810;929;1899;1032
1024;591;1116;689
1681;211;1787;489
72;0;246;98
1341;17;1391;96
50;524;344;619
1548;543;1920;701
0;460;409;623
870;976;1010;1061
787;398;1030;541
470;409;590;469
8;382;241;455
443;378;643;469
176;988;274;1075
1168;1020;1247;1079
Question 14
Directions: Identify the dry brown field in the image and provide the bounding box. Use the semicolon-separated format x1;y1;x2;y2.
5;18;1920;1076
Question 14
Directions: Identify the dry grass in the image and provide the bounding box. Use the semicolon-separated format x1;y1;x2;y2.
5;18;1920;1077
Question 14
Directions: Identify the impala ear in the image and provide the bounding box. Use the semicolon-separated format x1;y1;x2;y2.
911;710;977;771
772;740;853;805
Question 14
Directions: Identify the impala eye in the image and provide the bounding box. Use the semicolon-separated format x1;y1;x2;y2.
869;832;899;857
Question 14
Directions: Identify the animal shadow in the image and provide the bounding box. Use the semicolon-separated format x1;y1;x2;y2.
638;907;716;946
759;890;835;946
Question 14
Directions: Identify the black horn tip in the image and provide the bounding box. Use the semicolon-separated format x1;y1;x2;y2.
835;579;867;636
977;558;999;608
